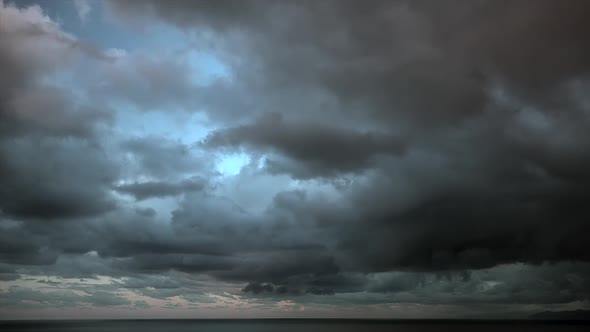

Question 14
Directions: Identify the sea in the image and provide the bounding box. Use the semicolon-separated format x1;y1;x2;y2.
0;319;588;332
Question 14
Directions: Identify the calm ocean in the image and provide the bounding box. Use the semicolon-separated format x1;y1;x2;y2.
0;320;589;332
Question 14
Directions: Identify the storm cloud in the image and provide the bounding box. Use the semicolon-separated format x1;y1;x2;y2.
1;0;590;319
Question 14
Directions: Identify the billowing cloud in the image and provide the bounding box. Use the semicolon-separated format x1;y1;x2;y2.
1;0;590;319
203;112;405;178
114;177;207;201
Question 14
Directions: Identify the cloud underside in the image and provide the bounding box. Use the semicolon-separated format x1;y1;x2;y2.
1;0;590;315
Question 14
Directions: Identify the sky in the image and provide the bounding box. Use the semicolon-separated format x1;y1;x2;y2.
0;0;590;320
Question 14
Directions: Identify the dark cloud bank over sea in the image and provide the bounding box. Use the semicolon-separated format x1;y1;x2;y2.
1;0;590;320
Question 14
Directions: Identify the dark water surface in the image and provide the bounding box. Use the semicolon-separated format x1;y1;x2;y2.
1;320;588;332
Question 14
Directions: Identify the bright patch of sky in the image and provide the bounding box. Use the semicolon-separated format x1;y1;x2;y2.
188;50;232;85
216;152;251;176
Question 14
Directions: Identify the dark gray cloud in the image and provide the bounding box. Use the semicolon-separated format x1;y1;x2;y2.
1;85;112;140
116;275;182;290
2;0;590;317
0;138;118;220
0;2;118;221
0;287;130;308
0;2;113;140
242;282;275;295
203;112;404;178
91;55;203;112
242;282;335;296
134;207;156;217
114;177;207;200
237;262;590;306
107;0;269;31
107;0;589;124
120;136;213;179
0;219;58;265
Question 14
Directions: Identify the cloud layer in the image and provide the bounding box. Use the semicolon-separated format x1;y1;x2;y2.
1;0;590;318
